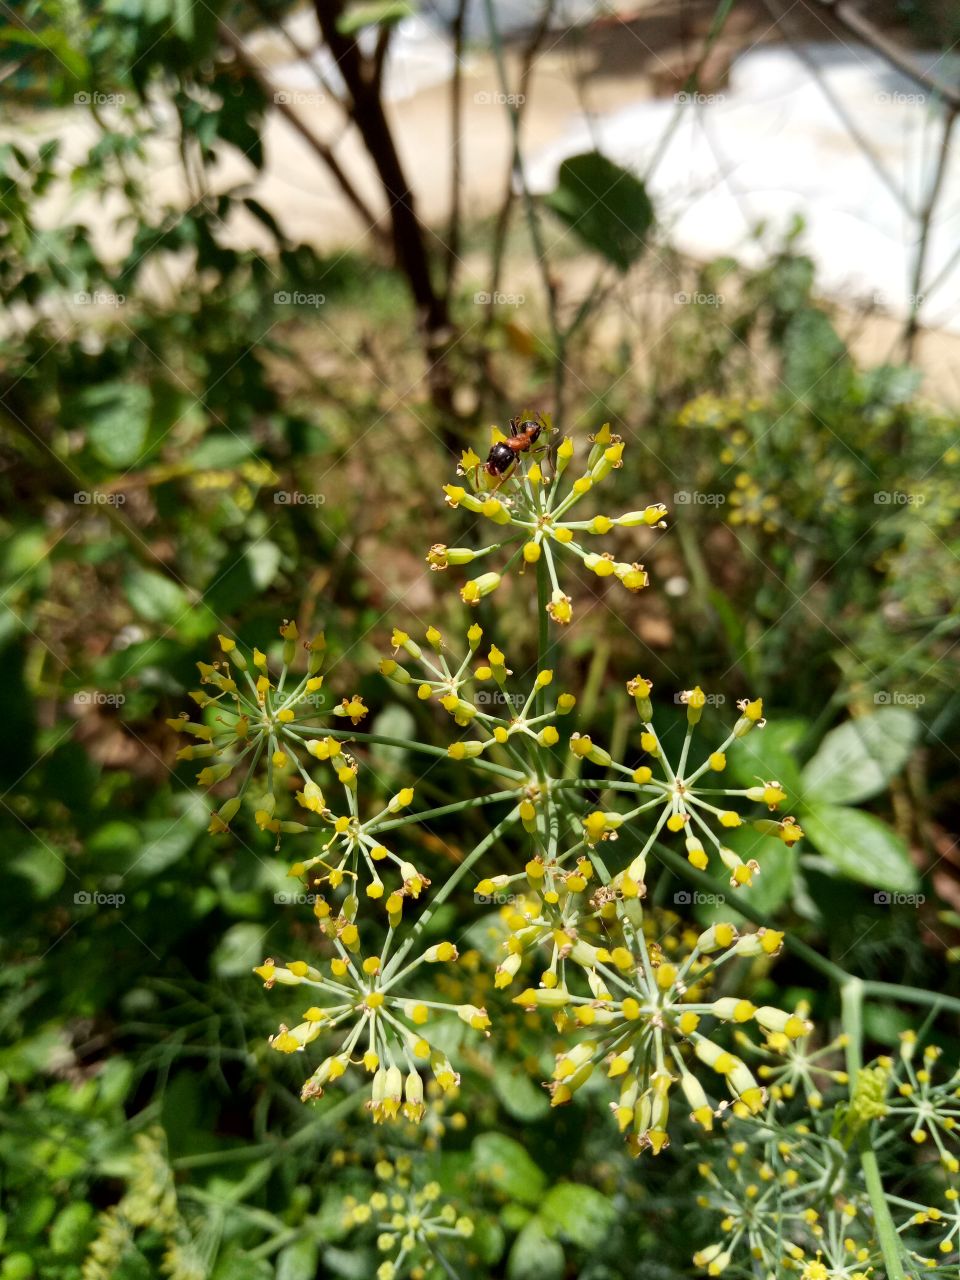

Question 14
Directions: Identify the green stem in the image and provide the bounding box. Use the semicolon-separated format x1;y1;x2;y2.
372;788;519;833
290;727;523;781
536;553;550;671
841;979;907;1280
861;980;960;1019
381;809;518;981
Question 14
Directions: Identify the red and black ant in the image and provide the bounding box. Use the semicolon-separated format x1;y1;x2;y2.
482;414;549;484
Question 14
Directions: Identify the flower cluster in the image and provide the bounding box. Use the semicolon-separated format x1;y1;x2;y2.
167;624;367;838
499;861;810;1154
432;420;667;624
573;678;803;888
694;1124;880;1277
693;1030;960;1276
342;1158;474;1280
167;420;810;1165
381;623;575;767
255;938;489;1122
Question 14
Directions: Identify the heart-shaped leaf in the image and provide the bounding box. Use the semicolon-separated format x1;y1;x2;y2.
802;803;918;892
801;709;918;805
544;151;654;272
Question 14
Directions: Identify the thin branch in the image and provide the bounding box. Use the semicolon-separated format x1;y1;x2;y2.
814;0;960;113
218;23;388;247
904;110;957;358
484;0;558;326
442;0;468;309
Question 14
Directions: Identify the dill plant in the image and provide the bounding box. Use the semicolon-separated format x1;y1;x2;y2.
170;421;959;1279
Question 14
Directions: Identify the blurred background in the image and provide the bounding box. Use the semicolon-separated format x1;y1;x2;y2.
1;1;959;1277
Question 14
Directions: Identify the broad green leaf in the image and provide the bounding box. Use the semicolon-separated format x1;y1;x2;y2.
544;151;654;272
370;704;417;775
472;1133;546;1206
244;539;281;591
210;1250;273;1280
80;382;152;468
539;1182;616;1250
802;803;918;892
276;1238;320;1280
801;709;918;805
506;1218;564;1280
728;717;807;797
212;923;270;977
782;309;851;403
337;1;414;35
127;799;207;880
49;1201;95;1256
7;840;67;899
492;1060;550;1122
124;567;191;625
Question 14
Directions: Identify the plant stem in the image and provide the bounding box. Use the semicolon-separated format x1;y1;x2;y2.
841;979;907;1280
381;809;518;980
536;554;550;671
293;727;523;781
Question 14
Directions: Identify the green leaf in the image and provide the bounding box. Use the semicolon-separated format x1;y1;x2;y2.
492;1060;550;1122
336;1;414;35
472;1133;546;1206
802;803;918;892
124;567;191;625
80;382;153;468
212;923;270;977
506;1218;564;1280
544;151;653;272
782;309;850;402
276;1239;320;1280
244;540;281;591
370;704;416;775
539;1182;617;1250
127;799;207;880
800;709;918;805
210;1250;273;1280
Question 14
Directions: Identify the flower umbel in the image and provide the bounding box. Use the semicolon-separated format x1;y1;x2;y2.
433;421;667;625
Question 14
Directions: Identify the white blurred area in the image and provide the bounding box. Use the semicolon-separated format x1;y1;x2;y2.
522;41;960;334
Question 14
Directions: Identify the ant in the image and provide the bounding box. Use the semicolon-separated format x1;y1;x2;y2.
481;413;550;487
